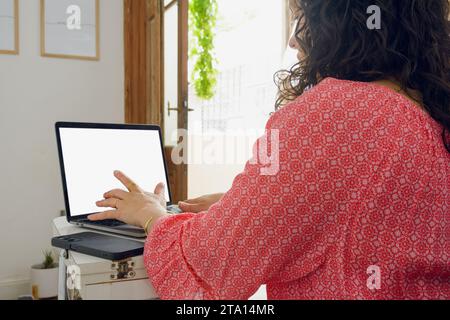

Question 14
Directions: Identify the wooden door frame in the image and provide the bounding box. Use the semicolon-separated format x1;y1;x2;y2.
124;0;188;202
175;0;189;202
124;0;163;125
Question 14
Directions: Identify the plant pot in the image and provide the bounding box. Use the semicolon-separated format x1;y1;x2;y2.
30;264;59;299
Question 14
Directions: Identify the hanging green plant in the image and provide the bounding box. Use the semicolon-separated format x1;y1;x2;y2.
189;0;219;100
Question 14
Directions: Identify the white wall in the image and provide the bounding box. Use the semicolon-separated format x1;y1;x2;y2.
0;0;124;299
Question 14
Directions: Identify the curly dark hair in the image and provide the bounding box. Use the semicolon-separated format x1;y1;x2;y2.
275;0;450;152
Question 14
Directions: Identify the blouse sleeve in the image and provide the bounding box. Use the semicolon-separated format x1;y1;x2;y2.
143;99;334;300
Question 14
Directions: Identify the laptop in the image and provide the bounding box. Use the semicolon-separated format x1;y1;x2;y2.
55;122;181;238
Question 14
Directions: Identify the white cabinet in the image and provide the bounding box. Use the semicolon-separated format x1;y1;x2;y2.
52;217;158;300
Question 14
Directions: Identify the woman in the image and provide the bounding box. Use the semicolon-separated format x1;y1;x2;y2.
89;0;449;299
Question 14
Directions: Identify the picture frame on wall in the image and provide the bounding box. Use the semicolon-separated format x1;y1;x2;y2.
41;0;99;61
0;0;19;55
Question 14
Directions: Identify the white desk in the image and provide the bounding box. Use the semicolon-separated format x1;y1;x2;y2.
52;217;158;300
52;217;267;300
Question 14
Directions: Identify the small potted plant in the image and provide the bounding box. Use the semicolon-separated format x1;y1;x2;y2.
30;250;59;299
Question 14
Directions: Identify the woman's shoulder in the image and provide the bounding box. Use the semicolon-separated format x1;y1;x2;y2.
267;77;423;130
267;77;367;129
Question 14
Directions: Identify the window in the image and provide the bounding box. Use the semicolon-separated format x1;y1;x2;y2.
188;0;294;198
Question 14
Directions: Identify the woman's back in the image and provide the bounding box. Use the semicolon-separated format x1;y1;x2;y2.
265;77;449;299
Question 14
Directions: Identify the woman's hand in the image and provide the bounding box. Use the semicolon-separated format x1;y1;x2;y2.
178;193;224;213
88;171;169;232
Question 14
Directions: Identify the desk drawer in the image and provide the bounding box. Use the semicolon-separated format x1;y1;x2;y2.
85;279;157;300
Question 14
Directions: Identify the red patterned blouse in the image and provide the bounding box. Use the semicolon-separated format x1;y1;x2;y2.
144;78;449;300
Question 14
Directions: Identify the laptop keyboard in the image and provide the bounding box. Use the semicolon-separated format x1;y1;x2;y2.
81;219;125;227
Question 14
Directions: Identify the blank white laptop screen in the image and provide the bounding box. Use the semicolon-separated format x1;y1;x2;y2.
59;127;171;217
